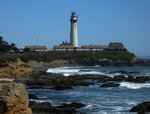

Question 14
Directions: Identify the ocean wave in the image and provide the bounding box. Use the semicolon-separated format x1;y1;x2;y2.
47;67;120;77
84;104;93;109
120;82;150;89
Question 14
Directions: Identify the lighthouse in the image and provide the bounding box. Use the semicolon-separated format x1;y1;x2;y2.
70;11;78;47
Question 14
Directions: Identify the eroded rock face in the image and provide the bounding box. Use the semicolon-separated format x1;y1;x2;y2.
0;81;32;114
130;101;150;113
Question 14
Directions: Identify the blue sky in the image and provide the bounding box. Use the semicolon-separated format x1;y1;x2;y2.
0;0;150;56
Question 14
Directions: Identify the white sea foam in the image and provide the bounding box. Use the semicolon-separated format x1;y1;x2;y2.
120;82;150;89
47;67;120;77
38;96;48;99
84;104;92;109
29;99;52;103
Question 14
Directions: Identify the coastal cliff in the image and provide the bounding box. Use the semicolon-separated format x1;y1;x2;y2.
0;50;146;68
0;81;32;114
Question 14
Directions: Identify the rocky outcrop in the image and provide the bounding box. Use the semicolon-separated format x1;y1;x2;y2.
130;101;150;113
0;81;32;114
0;58;37;79
100;83;120;88
29;94;39;99
29;101;84;113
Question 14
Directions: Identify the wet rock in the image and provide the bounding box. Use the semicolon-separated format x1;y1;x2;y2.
79;70;91;72
29;86;51;89
125;76;149;83
29;101;84;113
114;71;128;74
29;101;37;107
52;83;72;90
73;81;95;86
128;71;140;74
100;83;120;87
107;71;115;74
108;75;125;81
70;75;110;81
30;102;52;113
106;71;140;75
60;102;85;109
97;79;107;83
130;101;150;113
0;81;32;114
38;70;50;75
29;94;39;99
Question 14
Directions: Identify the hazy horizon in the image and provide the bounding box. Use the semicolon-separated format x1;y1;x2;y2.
0;0;150;56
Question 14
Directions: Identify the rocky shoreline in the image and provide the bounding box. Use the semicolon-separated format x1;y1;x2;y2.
0;59;150;113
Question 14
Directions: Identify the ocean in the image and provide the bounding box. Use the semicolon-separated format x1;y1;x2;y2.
27;66;150;113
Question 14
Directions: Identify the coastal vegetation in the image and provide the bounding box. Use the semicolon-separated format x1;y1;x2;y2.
0;36;18;54
0;50;143;67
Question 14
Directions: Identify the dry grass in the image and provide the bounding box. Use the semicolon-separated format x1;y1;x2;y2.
0;59;36;79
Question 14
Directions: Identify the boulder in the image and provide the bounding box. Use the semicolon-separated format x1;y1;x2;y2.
130;101;150;113
52;84;72;90
79;70;91;72
108;75;125;81
125;76;149;83
30;102;52;113
60;102;85;108
0;81;32;114
29;101;84;113
28;94;39;99
100;83;120;88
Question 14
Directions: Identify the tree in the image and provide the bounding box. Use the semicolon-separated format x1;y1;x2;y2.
0;36;18;54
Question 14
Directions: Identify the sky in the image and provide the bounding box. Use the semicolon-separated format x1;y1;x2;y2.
0;0;150;56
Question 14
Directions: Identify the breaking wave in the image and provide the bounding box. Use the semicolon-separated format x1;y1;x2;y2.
120;82;150;89
47;67;120;77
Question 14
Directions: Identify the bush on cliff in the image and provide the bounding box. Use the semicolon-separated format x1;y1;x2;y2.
0;50;139;66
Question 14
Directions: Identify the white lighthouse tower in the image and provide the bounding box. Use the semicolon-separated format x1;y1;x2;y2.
70;11;78;47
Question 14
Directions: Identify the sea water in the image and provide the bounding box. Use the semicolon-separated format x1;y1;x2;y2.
27;66;150;113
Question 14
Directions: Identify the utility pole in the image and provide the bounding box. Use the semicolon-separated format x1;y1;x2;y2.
36;36;38;46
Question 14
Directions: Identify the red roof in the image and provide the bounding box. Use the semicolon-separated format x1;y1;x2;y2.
81;45;104;48
25;46;47;49
109;42;124;47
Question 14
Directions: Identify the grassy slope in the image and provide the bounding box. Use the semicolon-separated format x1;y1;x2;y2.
0;50;135;65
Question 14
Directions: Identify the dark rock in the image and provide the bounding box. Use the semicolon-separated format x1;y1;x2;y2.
30;102;52;113
79;70;91;72
29;101;37;107
60;102;85;109
29;86;45;89
29;86;51;89
108;75;125;81
73;81;95;86
107;71;115;74
115;71;128;74
125;76;149;83
28;94;39;99
100;83;120;88
106;71;140;75
52;84;72;90
70;75;110;81
39;70;49;75
29;101;84;113
97;79;107;83
128;71;140;74
130;101;150;113
55;107;76;113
